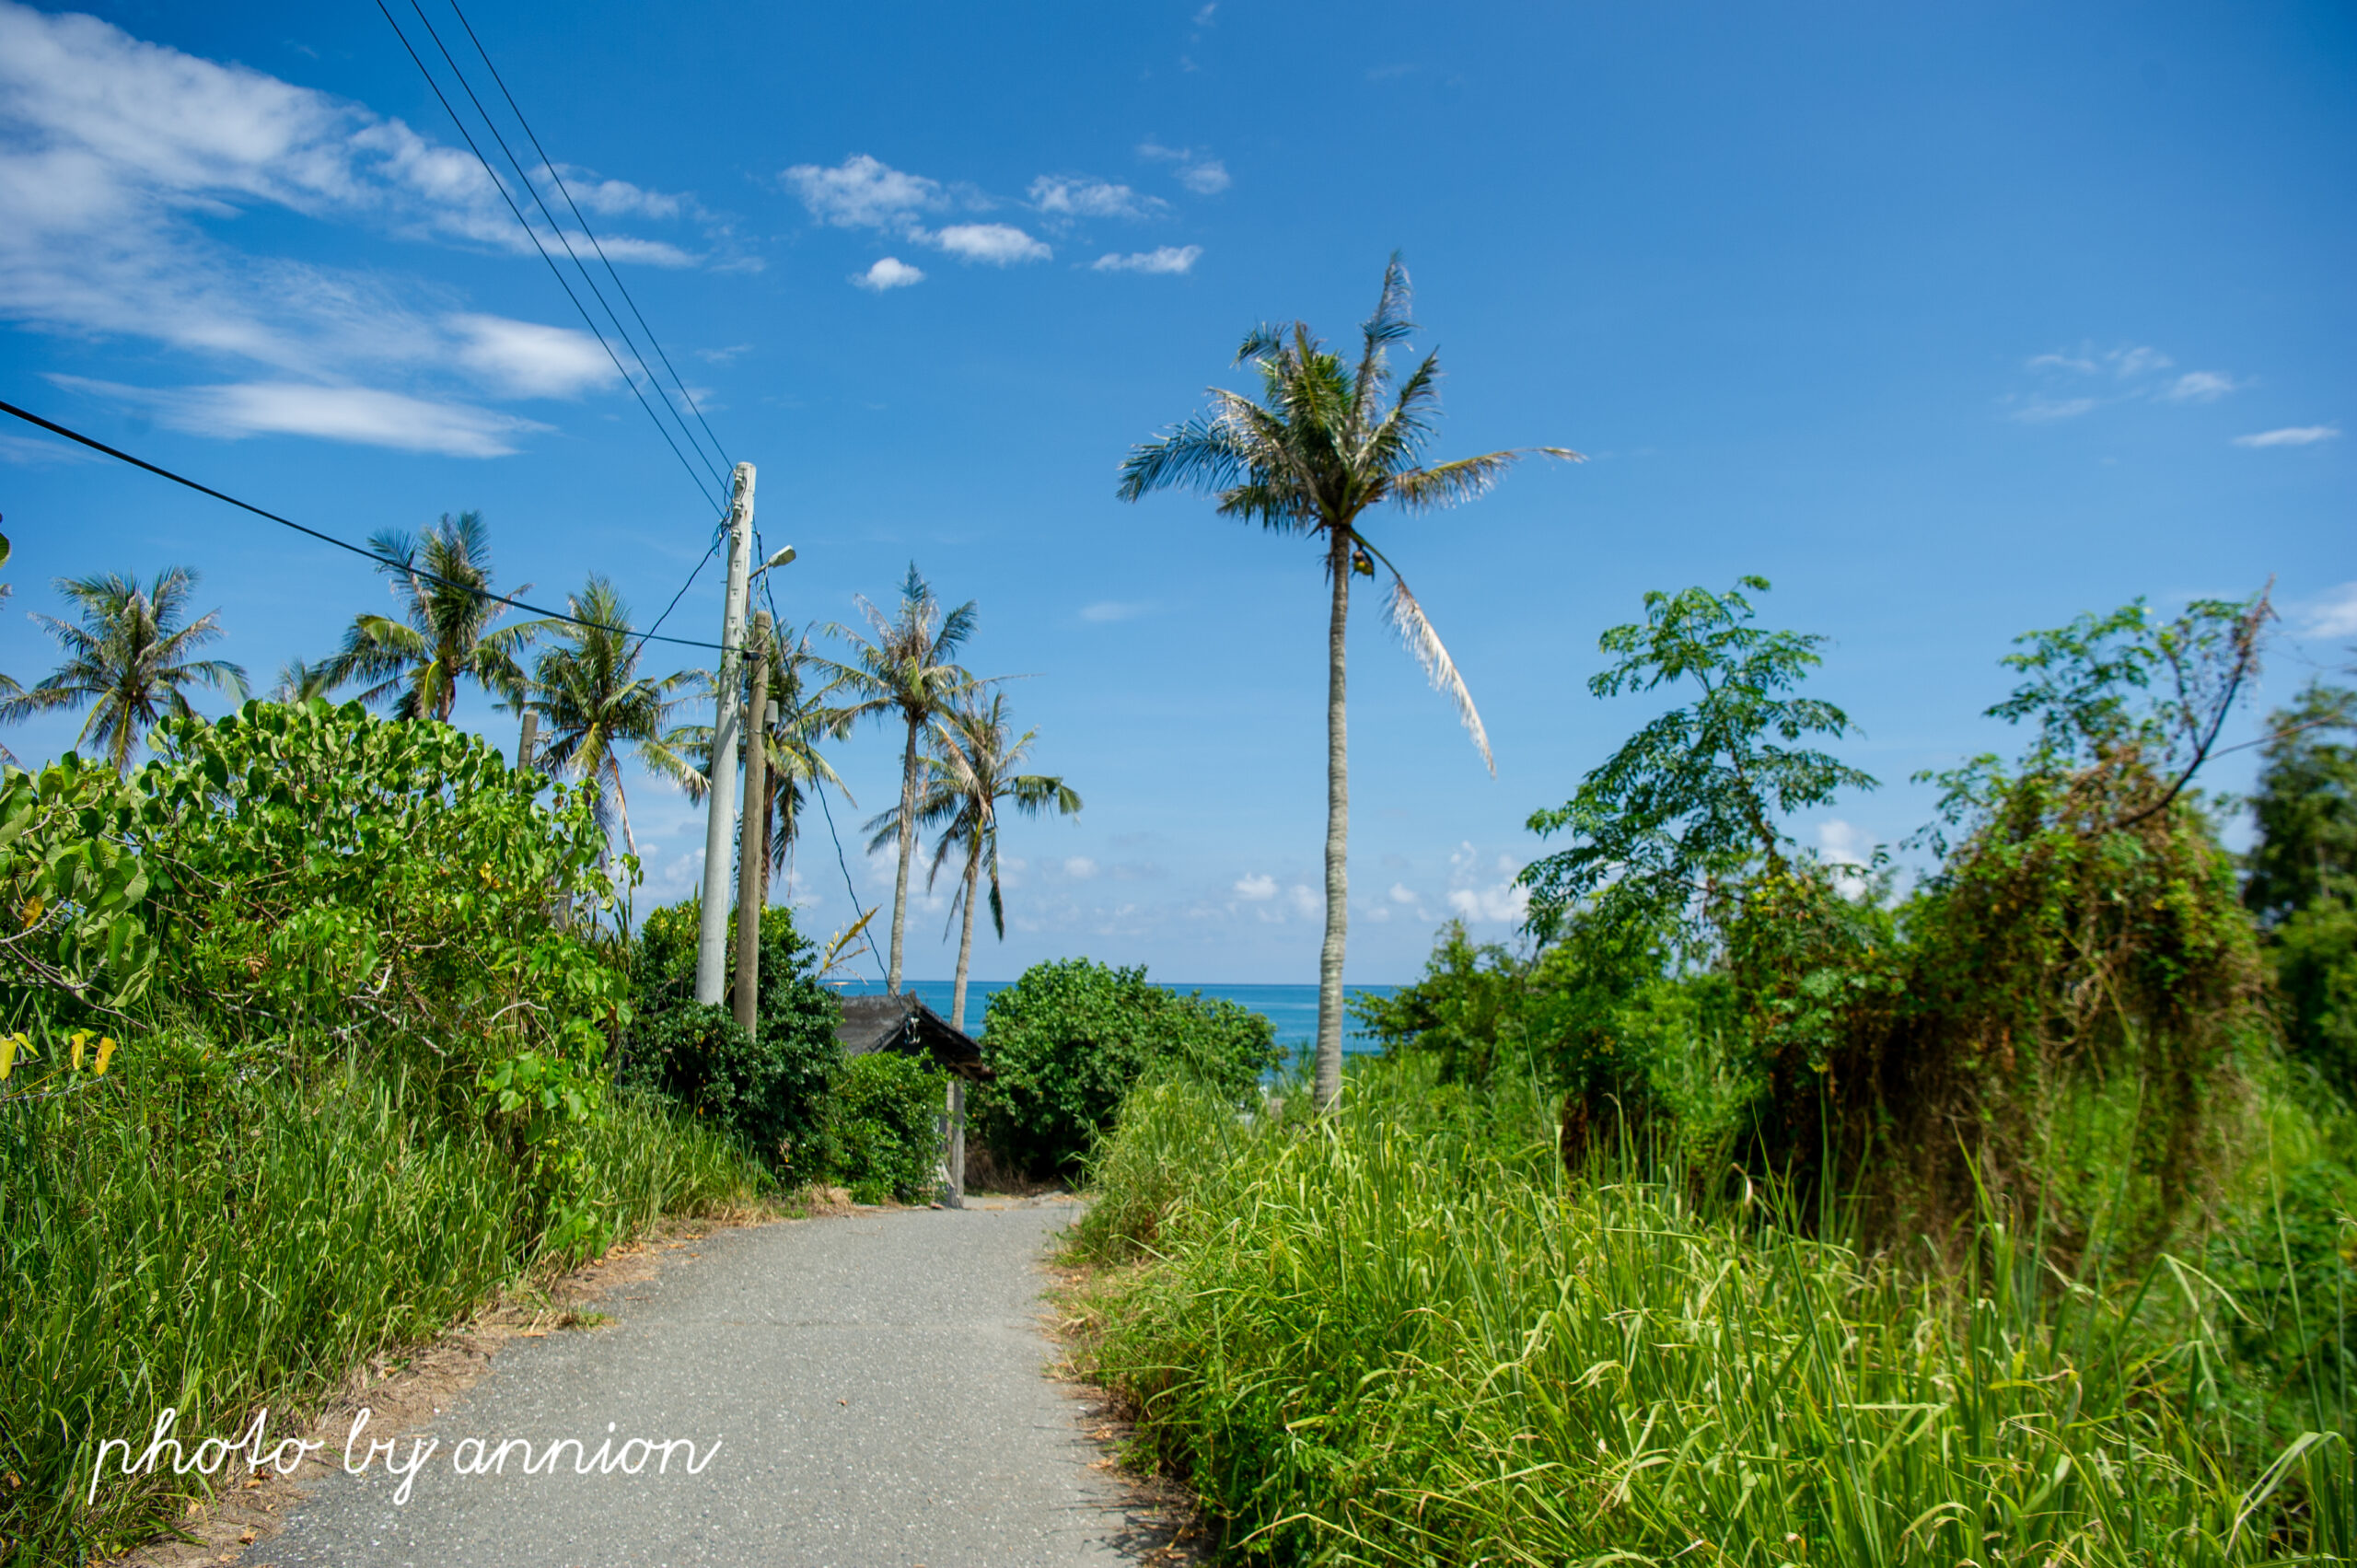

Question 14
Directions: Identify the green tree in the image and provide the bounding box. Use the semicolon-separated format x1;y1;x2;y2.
331;511;543;720
1118;255;1577;1109
1518;576;1876;944
2244;681;2357;1090
2245;681;2357;926
821;563;981;993
661;619;854;912
865;692;1082;1031
526;576;692;861
0;566;246;772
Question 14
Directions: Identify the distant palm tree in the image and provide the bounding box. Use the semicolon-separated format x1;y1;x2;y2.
0;566;247;773
1117;255;1579;1109
332;511;543;721
865;693;1080;1030
822;563;982;993
527;576;691;860
268;657;345;704
661;619;856;910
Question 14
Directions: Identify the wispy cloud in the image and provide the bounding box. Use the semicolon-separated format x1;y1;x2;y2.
2007;342;2243;424
52;374;548;457
852;256;925;291
1093;245;1202;275
1029;175;1163;220
1235;872;1276;900
0;1;708;452
1137;140;1231;194
1080;599;1151;621
2233;424;2340;448
2297;582;2357;640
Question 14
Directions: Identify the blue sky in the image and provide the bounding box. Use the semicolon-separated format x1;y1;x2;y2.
0;0;2350;983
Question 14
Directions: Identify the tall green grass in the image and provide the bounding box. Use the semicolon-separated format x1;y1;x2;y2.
1072;1067;2354;1565
0;1049;764;1566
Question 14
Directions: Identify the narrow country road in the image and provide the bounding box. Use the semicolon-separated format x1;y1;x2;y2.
241;1198;1174;1568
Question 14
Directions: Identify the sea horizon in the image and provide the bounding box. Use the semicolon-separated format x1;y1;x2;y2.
832;976;1399;1057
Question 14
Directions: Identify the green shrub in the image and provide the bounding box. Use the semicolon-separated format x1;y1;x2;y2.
822;1051;943;1204
972;958;1279;1179
623;900;842;1170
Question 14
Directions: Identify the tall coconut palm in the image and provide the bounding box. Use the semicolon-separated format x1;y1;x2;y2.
822;563;982;993
0;566;247;773
1117;255;1579;1109
332;511;543;721
526;576;692;860
865;693;1081;1030
659;619;856;909
268;657;345;704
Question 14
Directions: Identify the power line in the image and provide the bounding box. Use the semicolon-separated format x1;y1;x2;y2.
369;0;722;514
397;0;726;494
813;762;889;986
632;528;723;659
440;0;733;479
0;399;733;654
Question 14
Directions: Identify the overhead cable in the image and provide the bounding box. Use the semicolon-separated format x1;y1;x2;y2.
440;0;733;478
370;0;722;514
0;399;732;654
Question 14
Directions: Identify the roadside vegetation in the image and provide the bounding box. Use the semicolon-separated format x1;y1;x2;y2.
1065;576;2357;1564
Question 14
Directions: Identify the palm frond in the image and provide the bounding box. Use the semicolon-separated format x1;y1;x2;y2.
1382;563;1494;776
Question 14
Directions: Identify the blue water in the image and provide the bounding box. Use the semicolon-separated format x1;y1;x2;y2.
831;978;1399;1065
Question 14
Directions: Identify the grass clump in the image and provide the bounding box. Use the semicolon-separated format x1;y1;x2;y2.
1071;1062;2354;1565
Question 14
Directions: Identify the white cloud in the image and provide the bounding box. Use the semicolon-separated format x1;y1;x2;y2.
1064;856;1098;879
2110;345;2172;378
1138;141;1231;195
782;153;942;229
2159;370;2243;403
2299;583;2357;640
1176;159;1229;194
54;374;548;457
1028;176;1162;220
1388;882;1416;904
852;256;925;291
1446;881;1529;923
933;223;1050;265
1817;819;1873;865
1080;599;1150;621
1092;245;1202;275
2233;424;2340;448
1235;872;1276;900
1289;884;1321;917
447;314;615;398
1193;3;1217;22
0;2;702;451
2010;396;2098;422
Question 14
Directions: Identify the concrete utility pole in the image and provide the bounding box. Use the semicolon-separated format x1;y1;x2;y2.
732;610;772;1033
516;710;539;772
693;462;756;1006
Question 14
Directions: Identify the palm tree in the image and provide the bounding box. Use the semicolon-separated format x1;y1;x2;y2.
0;566;246;772
526;576;692;860
0;534;18;767
268;657;345;704
659;619;857;909
1117;255;1579;1109
822;563;982;993
865;693;1081;1030
332;511;543;721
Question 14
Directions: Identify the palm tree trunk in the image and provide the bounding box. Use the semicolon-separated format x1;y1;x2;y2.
610;763;638;861
1315;530;1352;1112
887;714;919;993
952;842;981;1033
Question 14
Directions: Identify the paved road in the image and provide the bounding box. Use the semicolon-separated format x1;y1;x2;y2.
247;1199;1165;1568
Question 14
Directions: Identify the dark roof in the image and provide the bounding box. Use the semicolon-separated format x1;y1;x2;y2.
836;993;992;1080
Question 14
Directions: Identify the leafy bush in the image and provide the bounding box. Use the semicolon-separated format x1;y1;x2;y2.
973;957;1279;1178
821;1050;943;1204
623;900;842;1171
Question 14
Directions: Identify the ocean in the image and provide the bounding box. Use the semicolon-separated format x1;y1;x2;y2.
830;977;1399;1065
